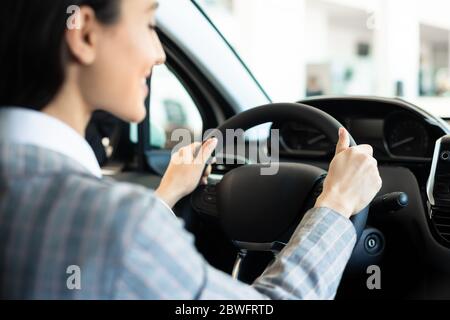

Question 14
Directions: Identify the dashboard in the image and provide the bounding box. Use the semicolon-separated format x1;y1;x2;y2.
275;97;448;162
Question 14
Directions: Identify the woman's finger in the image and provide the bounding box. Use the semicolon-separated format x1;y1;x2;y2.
203;164;212;177
188;142;202;157
197;138;218;164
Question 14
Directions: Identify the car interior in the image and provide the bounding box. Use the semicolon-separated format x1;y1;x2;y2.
83;26;450;300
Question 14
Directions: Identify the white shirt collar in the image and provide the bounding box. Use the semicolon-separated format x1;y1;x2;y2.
0;107;102;178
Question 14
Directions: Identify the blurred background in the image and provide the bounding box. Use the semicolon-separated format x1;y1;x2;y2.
194;0;450;117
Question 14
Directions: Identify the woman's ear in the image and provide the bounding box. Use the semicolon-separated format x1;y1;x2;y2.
65;6;99;65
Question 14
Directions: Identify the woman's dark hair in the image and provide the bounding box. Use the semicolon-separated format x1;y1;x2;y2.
0;0;121;110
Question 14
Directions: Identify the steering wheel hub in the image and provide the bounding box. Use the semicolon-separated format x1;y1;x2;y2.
217;163;326;244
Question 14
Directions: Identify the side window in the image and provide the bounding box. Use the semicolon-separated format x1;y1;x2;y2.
149;64;203;149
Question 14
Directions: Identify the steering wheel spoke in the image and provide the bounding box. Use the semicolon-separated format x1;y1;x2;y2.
233;241;287;254
191;184;219;219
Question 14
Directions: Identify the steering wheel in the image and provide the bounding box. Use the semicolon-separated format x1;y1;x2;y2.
191;103;368;254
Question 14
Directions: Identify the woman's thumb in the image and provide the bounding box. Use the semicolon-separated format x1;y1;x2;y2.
335;127;350;155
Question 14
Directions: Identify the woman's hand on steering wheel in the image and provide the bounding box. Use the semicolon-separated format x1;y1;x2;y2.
155;138;218;208
314;128;382;219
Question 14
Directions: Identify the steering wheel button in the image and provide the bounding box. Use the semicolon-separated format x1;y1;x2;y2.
203;194;216;204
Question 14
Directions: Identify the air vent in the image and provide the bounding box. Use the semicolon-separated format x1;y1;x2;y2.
431;209;450;244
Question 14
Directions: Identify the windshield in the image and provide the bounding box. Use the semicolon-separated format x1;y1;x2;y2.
195;0;450;117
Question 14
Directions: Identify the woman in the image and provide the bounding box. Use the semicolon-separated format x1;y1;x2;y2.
0;0;381;299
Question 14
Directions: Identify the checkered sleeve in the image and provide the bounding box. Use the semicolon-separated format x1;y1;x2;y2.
113;192;356;300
